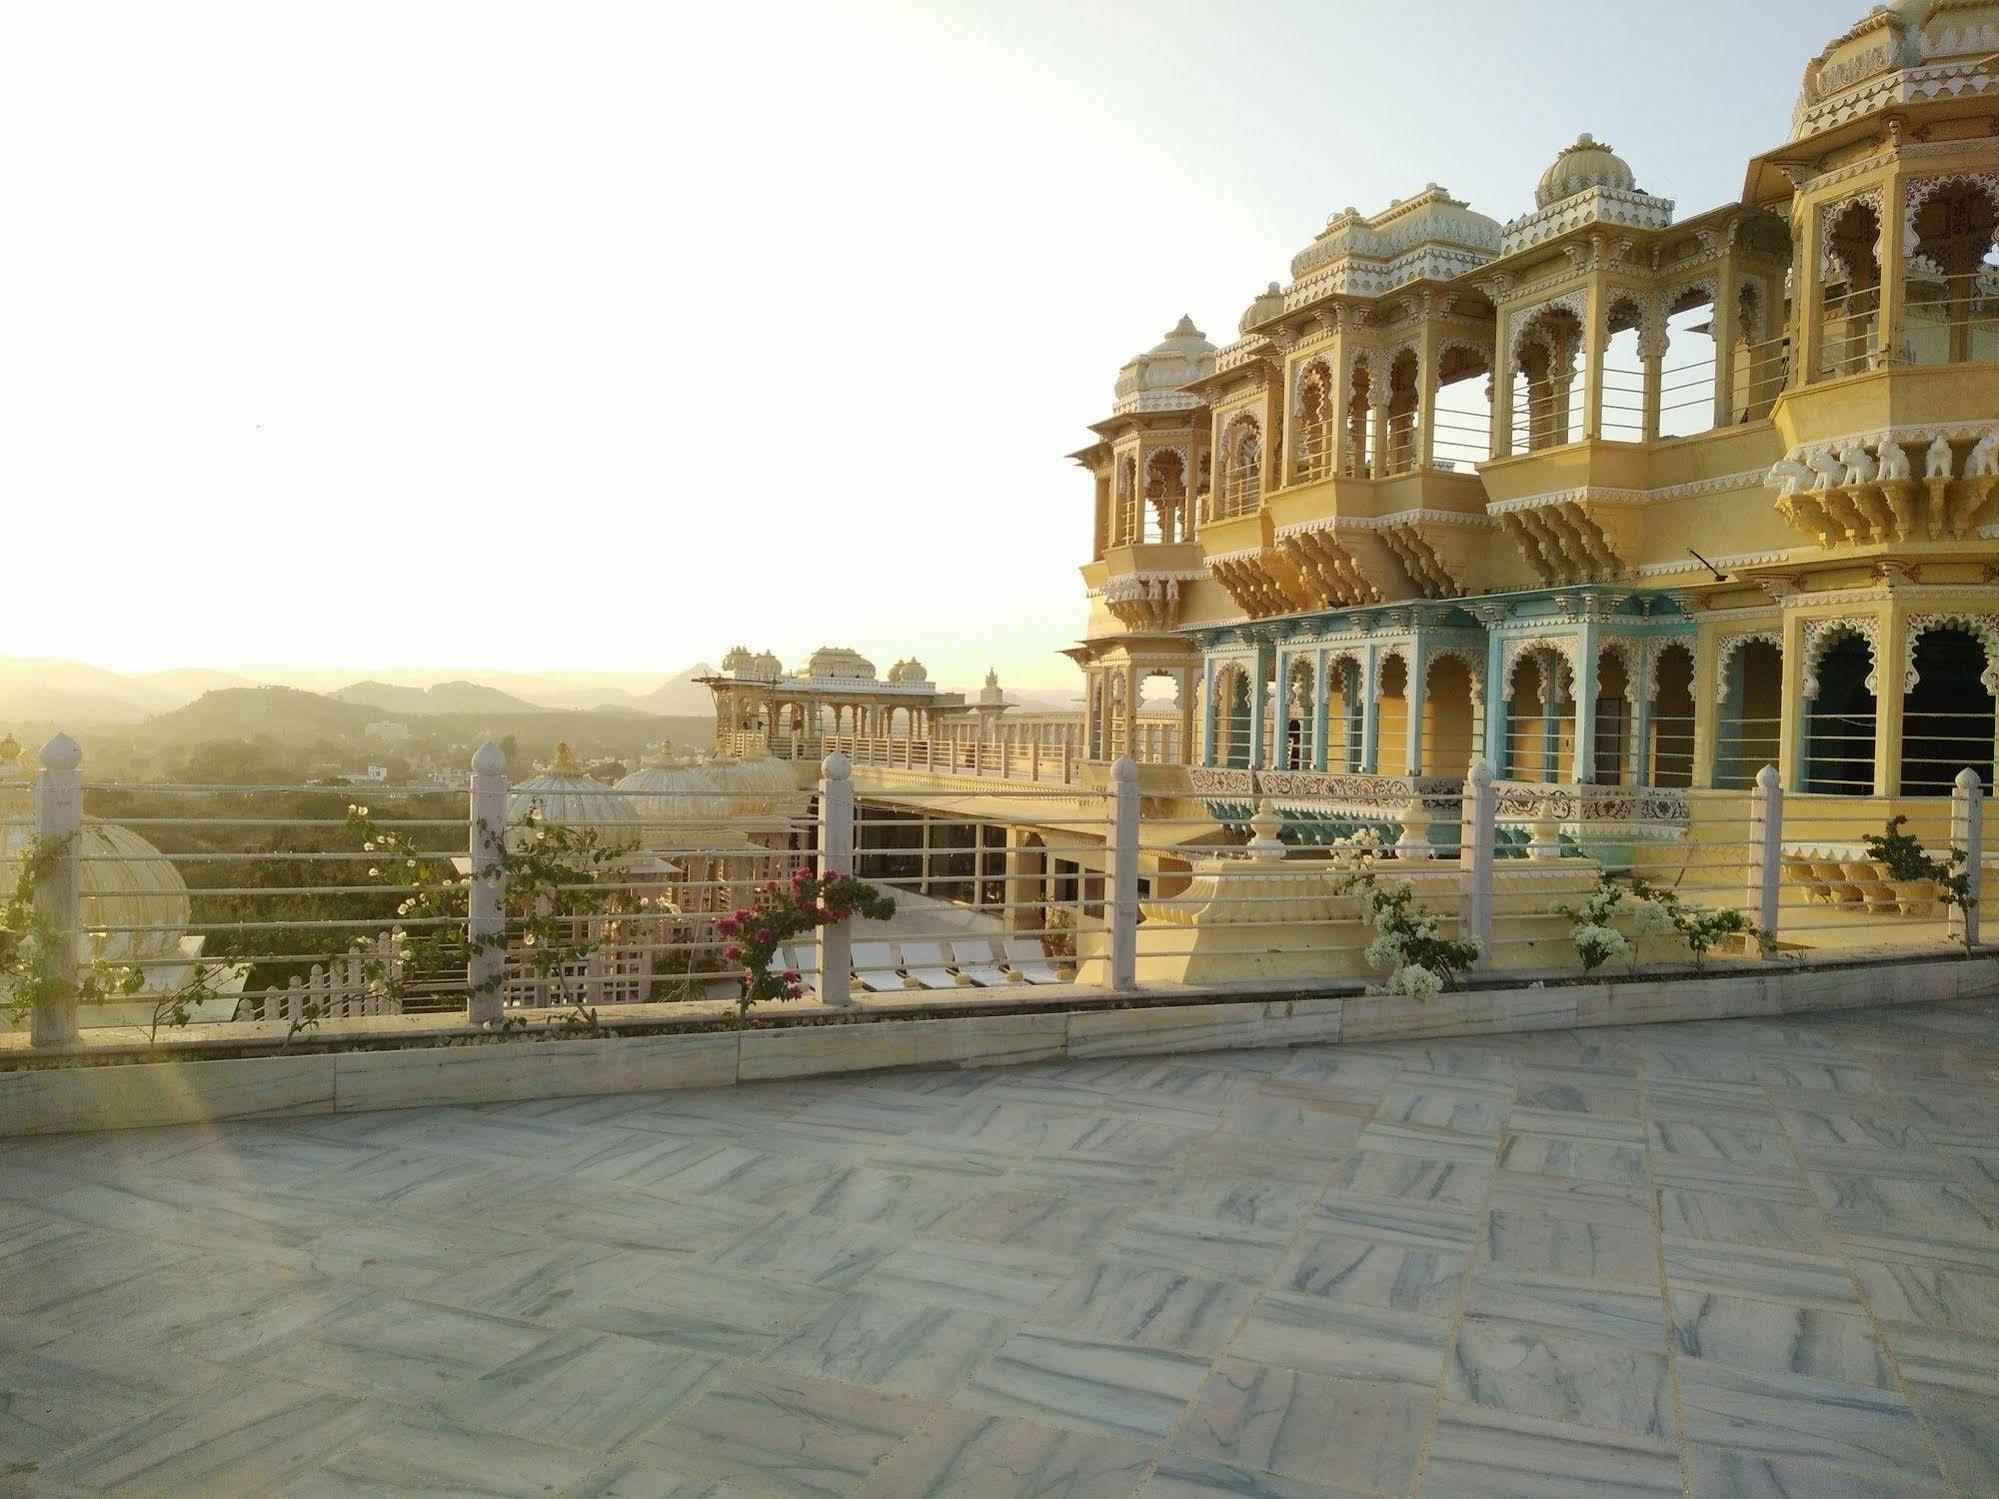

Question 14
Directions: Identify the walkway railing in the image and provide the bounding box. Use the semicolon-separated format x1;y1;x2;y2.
3;733;1988;1048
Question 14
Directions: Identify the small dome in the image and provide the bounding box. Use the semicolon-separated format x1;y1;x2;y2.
0;817;191;965
615;763;729;825
720;645;754;673
702;757;804;817
886;657;930;685
1238;282;1286;335
1112;315;1216;409
1535;133;1639;208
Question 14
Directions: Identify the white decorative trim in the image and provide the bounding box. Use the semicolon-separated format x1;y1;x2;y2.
1276;509;1495;538
1203;546;1265;566
1597;636;1645;703
1501;185;1675;255
1786;420;1999;465
1906;612;1999;695
1487;470;1766;515
1634;549;1795;578
1501;636;1581;698
1715;630;1782;704
1509;290;1589;367
1819;188;1885;283
1645;638;1695;702
1801;617;1882;702
1903;173;1999;258
1423;643;1486;707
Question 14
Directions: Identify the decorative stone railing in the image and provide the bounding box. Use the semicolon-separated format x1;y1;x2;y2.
1189;767;1462;820
1492;779;1691;838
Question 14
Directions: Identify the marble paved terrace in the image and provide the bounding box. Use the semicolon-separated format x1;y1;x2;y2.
1;1000;1996;1498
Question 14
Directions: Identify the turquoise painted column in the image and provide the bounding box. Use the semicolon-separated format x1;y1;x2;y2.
1312;651;1331;771
1483;641;1509;769
1404;647;1428;775
1200;655;1220;767
1247;645;1270;770
1631;678;1654;786
1540;652;1563;782
1360;646;1382;774
1570;631;1599;784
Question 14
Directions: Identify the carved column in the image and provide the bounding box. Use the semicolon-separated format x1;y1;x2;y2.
1639;308;1667;445
1571;634;1599;784
1491;311;1516;459
1312;652;1332;772
1878;175;1907;367
1877;609;1908;795
1712;260;1741;428
1583;275;1607;441
1360;647;1383;774
1416;321;1441;472
1405;651;1429;775
1247;648;1270;771
1369;389;1391;479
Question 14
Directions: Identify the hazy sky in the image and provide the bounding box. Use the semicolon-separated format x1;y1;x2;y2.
5;0;1845;691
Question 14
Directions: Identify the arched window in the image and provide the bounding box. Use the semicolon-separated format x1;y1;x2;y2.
1504;650;1572;782
1214;665;1252;769
1284;658;1315;769
1345;357;1374;475
1593;646;1633;784
1599;296;1648;443
1803;630;1877;795
1431;343;1493;470
1423;653;1479;776
1512;307;1585;452
1905;178;1999;368
1218;415;1263;518
1143;449;1185;544
1904;624;1997;795
1717;638;1782;789
1294;361;1336;482
1385;350;1421;474
1820;198;1882;379
1660;287;1718;439
1651;643;1696;788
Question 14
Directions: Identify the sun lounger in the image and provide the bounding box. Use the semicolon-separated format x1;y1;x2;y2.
897;941;963;989
950;940;1012;987
1002;938;1066;985
851;941;901;992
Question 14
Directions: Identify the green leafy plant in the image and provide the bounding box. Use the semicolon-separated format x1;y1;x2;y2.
714;867;895;1019
1;832;149;1030
1333;830;1480;997
1625;874;1767;968
1554;873;1677;973
1862;816;1973;936
345;801;644;1017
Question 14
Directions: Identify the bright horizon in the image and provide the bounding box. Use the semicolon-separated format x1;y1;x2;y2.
5;0;1841;692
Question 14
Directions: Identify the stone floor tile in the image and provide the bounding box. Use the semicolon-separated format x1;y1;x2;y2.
1354;1121;1499;1164
1147;1168;1326;1232
1331;1150;1491;1208
1004;1152;1176;1203
1029;1258;1257;1354
1463;1266;1666;1346
930;1187;1131;1254
857;1236;1070;1315
1669;1289;1896;1386
798;1163;985;1232
247;1292;556;1407
1485;1172;1653;1229
35;1371;378;1494
1655;1183;1830;1250
1685;1446;1947;1497
1140;1454;1365;1497
632;1366;934;1499
0;1218;198;1316
0;1332;227;1468
1502;1107;1644;1144
758;1287;1014;1397
435;1328;722;1450
291;1411;602;1498
1371;1080;1512;1137
1101;1210;1294;1284
1879;1320;1999;1397
1174;1358;1431;1495
1663;1238;1863;1311
955;1327;1210;1440
1416;1401;1682;1498
1675;1359;1940;1482
1483;1208;1658;1285
1222;1095;1368;1159
1446;1316;1672;1436
1845;1254;1999;1335
1275;1230;1470;1315
855;1409;1153;1499
561;1262;834;1355
561;1461;763;1497
1511;1069;1643;1119
1907;1384;1999;1495
710;1211;903;1290
1229;1291;1452;1386
1496;1133;1646;1185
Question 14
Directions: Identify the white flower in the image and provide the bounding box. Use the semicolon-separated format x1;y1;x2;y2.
368;867;381;878
1365;933;1401;969
1386;963;1443;998
1631;900;1676;937
356;806;369;817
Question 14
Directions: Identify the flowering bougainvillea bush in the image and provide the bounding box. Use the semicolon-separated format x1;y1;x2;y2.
715;867;895;1018
1554;874;1676;972
1333;829;1481;997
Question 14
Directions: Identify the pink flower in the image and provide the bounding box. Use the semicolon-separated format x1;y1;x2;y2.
781;969;800;983
755;927;773;945
715;917;739;937
786;983;804;999
724;944;743;962
763;880;780;894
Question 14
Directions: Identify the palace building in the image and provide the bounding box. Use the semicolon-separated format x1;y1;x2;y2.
1069;0;1999;828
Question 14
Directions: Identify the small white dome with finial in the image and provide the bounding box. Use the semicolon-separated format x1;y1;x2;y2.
1535;133;1639;208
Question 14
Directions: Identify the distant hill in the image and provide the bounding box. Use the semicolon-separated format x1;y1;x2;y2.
333;679;542;717
144;686;380;745
0;658;166;727
635;663;718;717
134;668;262;705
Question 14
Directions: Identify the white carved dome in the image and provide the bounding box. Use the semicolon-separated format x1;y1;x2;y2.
510;743;643;833
798;646;876;682
0;817;191;965
1795;2;1999;138
886;656;930;685
1535;134;1640;208
615;762;729;825
705;757;803;817
1112;316;1216;409
1237;282;1286;335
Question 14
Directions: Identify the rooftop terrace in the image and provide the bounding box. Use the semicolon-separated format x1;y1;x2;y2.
1;996;1994;1497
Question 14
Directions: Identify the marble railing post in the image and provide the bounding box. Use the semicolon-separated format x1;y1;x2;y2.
1107;756;1140;991
1459;757;1496;970
467;741;509;1025
1952;768;1983;947
1749;764;1783;954
30;734;84;1048
816;751;855;1006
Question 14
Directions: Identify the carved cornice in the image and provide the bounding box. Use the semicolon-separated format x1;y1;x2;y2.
1485;470;1766;515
